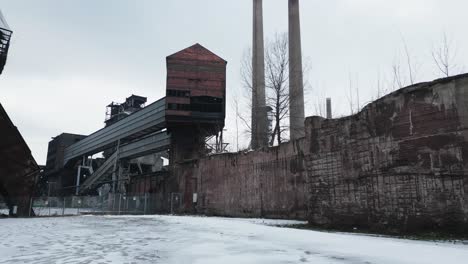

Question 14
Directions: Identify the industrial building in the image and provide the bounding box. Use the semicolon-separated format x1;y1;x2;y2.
44;43;227;212
2;1;467;235
0;9;12;75
0;104;40;216
0;9;40;217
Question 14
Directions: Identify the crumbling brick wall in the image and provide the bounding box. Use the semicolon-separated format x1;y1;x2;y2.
175;74;468;232
178;140;308;219
306;74;468;232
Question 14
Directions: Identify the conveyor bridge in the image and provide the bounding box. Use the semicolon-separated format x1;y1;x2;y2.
63;98;167;166
62;98;171;194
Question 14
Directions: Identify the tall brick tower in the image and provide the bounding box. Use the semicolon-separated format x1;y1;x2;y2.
165;44;227;162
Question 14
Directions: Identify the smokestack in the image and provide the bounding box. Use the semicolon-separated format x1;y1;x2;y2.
326;98;332;119
288;0;305;140
252;0;268;149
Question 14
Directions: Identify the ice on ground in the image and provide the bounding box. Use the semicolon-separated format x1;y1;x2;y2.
0;215;467;264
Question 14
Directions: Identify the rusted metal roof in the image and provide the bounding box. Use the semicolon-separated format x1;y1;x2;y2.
167;43;227;63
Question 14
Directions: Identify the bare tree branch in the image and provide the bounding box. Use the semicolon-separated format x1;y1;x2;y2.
432;32;459;77
240;32;310;146
265;32;290;146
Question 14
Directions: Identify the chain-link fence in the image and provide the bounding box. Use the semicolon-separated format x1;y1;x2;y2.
30;192;183;217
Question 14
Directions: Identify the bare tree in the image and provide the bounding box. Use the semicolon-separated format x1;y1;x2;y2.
265;33;289;146
371;68;392;102
239;49;253;144
240;32;311;146
240;33;290;146
311;86;326;117
346;72;362;114
432;32;458;77
392;59;404;90
402;36;416;85
391;35;420;90
347;73;355;114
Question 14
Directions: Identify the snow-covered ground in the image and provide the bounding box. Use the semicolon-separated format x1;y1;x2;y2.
0;215;467;264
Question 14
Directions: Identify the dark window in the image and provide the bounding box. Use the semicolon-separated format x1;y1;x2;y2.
191;96;223;113
167;90;190;97
167;103;190;111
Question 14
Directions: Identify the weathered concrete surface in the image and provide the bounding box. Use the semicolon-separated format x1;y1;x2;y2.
306;74;468;232
175;74;468;232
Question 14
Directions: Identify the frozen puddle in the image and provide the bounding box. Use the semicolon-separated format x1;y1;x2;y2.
0;215;467;264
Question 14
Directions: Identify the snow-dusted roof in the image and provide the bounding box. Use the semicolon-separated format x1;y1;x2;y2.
0;9;11;31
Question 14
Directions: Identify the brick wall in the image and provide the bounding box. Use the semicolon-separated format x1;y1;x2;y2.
174;74;468;232
306;74;468;231
176;140;308;219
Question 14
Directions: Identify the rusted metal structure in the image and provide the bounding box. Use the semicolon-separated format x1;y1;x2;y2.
45;98;169;195
0;11;35;217
44;44;227;213
166;43;227;162
105;95;147;127
0;103;40;216
44;133;86;195
0;9;12;75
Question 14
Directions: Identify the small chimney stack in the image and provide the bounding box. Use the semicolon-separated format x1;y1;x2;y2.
326;98;332;119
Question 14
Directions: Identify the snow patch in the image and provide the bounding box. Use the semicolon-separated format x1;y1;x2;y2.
0;215;466;264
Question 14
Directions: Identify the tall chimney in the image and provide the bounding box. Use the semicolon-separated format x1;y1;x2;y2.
252;0;268;149
288;0;305;140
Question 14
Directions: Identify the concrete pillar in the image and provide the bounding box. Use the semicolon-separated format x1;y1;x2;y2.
326;98;332;119
288;0;305;140
252;0;268;149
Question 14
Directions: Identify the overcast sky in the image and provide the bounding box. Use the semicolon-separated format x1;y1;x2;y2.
1;0;467;164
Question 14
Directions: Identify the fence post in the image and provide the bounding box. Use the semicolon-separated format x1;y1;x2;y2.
62;197;65;216
144;193;147;215
112;193;116;212
170;193;173;215
28;197;33;217
118;194;122;215
125;196;129;214
77;198;81;215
